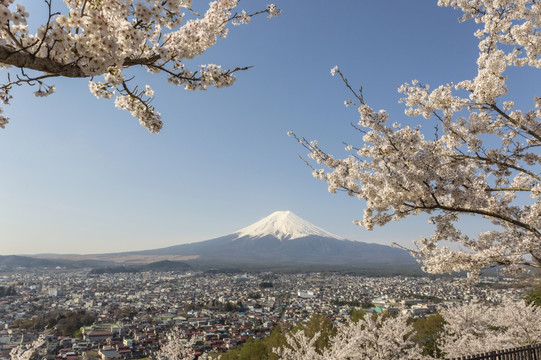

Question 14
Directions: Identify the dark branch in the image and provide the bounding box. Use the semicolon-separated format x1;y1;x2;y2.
0;44;87;78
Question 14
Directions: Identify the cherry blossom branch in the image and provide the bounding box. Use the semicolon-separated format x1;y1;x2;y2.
0;45;87;77
0;0;281;131
450;154;541;182
485;187;532;192
32;0;60;57
403;200;541;239
294;4;541;276
489;103;541;143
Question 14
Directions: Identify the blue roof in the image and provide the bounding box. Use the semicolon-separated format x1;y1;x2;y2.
100;350;120;356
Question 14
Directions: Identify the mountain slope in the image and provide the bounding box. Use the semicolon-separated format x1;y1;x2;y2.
130;211;419;272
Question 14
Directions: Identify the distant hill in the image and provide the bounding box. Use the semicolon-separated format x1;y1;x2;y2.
0;255;114;271
89;260;191;274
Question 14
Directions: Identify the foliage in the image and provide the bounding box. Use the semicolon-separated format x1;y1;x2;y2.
247;292;261;300
219;315;334;360
349;309;367;323
291;0;541;279
360;300;375;308
410;313;445;358
0;285;16;297
524;285;541;306
14;309;96;337
208;325;288;360
0;0;280;132
331;299;360;307
291;313;336;354
259;282;274;288
222;301;241;312
234;338;268;360
113;306;138;320
259;325;291;360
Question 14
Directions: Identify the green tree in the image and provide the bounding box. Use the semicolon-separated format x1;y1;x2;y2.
349;309;367;323
261;325;289;360
0;286;17;297
15;309;96;337
361;301;375;308
220;325;289;360
410;313;445;358
525;286;541;307
237;338;268;360
220;315;337;359
223;302;239;312
291;314;336;354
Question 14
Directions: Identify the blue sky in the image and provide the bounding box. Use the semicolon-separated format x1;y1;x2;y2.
0;1;535;255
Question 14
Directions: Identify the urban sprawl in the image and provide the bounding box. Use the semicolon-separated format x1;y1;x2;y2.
0;270;525;359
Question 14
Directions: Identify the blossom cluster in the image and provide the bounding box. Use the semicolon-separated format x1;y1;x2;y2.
439;299;541;358
273;300;541;359
294;0;541;278
10;334;46;360
0;0;280;132
275;312;426;360
151;327;217;360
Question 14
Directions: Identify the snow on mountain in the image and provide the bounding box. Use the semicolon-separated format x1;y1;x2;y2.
232;210;344;241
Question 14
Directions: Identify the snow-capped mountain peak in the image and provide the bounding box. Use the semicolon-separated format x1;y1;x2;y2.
232;210;343;240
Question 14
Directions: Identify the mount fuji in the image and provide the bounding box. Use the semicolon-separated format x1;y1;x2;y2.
233;211;343;241
128;211;420;273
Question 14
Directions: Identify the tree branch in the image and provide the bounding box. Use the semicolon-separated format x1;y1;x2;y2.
0;44;87;77
450;153;541;182
404;201;541;237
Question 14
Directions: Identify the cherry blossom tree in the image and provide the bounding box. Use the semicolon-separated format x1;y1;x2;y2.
152;327;218;360
274;313;428;360
439;299;541;358
10;334;46;360
273;329;324;360
0;0;280;132
291;0;541;278
273;300;541;360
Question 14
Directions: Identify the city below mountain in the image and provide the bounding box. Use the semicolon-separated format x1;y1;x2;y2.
4;211;421;274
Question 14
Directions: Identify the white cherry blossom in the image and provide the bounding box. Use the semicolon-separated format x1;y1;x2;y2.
0;0;280;132
439;299;541;358
292;0;541;278
10;334;46;360
274;313;428;360
152;327;218;360
273;300;541;360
